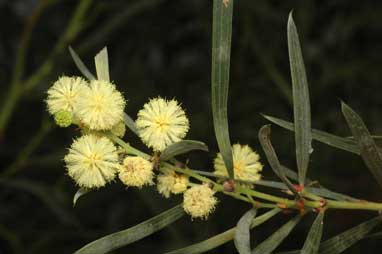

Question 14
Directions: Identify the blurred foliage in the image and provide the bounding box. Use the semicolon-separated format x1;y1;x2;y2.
1;0;382;253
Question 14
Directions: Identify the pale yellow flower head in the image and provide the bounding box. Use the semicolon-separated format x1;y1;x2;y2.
46;76;89;115
214;144;263;183
119;156;154;188
64;134;120;189
157;170;189;198
136;97;189;151
183;184;217;219
76;80;126;131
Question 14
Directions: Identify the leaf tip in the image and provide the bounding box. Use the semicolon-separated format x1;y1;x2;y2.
288;10;295;27
340;100;353;116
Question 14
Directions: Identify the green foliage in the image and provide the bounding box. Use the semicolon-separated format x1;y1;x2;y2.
287;13;312;185
73;188;90;207
301;211;325;254
234;209;257;254
262;114;360;154
160;140;208;161
74;204;185;254
165;208;280;254
341;102;382;188
279;216;381;254
4;0;382;253
252;215;302;254
258;125;300;197
211;0;234;178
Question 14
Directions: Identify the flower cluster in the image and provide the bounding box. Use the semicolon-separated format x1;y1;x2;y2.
46;76;126;131
183;184;217;219
119;156;154;188
64;134;120;189
46;57;262;220
136;97;189;152
157;167;189;198
214;144;263;184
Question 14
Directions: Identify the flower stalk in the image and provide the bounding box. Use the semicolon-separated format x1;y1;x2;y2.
110;133;382;213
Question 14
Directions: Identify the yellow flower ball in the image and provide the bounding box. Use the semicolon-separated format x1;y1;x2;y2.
76;80;126;131
46;76;89;115
136;97;189;151
119;156;154;188
214;144;263;183
157;170;189;198
183;184;217;219
64;134;120;189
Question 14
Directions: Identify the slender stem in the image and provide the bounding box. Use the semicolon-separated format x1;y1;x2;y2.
237;186;296;207
110;133;382;212
301;190;322;201
108;134;150;160
327;200;382;211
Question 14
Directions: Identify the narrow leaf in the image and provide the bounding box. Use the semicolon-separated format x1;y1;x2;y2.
319;216;381;254
123;113;139;136
258;125;300;197
252;215;302;254
234;209;257;254
94;47;110;81
276;216;381;254
160;140;208;161
166;208;280;254
341;101;382;189
73;188;90;207
301;211;325;254
306;187;358;202
287;12;312;185
74;204;184;254
211;0;234;178
68;46;96;80
263;114;360;154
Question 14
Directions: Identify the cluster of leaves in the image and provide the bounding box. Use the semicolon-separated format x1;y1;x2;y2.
67;0;382;254
2;1;382;254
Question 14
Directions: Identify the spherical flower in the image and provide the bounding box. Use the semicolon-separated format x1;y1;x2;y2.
64;134;120;189
157;170;189;198
54;110;73;127
75;80;126;131
183;184;217;219
46;76;89;115
214;144;263;183
119;156;154;188
136;97;189;151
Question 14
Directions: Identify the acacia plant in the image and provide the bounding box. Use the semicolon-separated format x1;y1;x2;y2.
44;0;382;253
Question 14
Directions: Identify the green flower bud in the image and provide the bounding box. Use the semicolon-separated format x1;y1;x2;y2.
111;121;126;138
54;110;73;127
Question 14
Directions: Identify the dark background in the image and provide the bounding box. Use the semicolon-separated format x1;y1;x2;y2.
1;0;382;253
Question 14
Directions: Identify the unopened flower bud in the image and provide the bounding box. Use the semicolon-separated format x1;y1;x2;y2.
54;110;73;127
